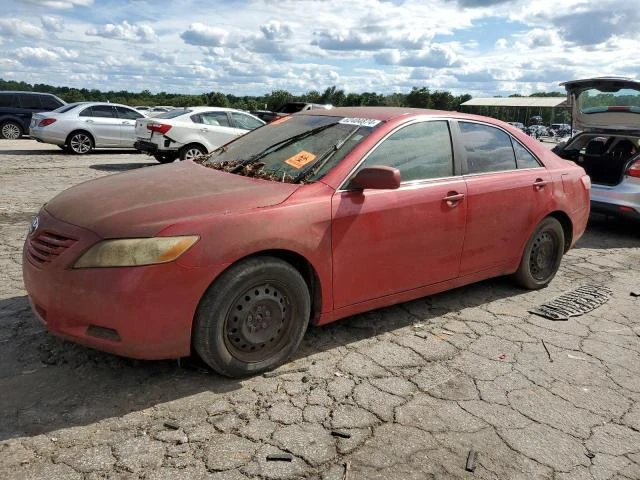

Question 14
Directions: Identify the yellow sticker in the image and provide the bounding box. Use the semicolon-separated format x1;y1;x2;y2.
285;150;316;169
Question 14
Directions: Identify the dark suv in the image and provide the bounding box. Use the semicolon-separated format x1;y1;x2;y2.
0;91;66;139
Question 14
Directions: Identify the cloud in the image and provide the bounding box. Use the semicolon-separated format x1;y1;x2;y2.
41;15;65;33
0;19;44;39
520;28;562;48
375;44;461;68
551;8;640;46
180;23;229;47
312;29;430;52
86;21;157;42
15;46;78;66
141;51;177;65
259;21;293;41
448;0;513;7
21;0;93;9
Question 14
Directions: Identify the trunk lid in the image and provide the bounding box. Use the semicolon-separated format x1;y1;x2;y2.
45;161;299;237
561;77;640;133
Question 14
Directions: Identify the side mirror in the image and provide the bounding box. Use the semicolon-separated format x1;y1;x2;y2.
349;166;401;190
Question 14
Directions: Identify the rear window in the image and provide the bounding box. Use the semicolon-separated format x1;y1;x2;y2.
579;87;640;114
19;94;42;109
155;109;191;119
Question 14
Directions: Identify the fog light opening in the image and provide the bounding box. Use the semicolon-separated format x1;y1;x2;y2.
86;325;121;342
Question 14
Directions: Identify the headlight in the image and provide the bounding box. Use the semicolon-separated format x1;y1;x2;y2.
73;236;199;268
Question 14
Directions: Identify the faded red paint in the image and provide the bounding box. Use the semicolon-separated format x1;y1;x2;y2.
22;108;590;360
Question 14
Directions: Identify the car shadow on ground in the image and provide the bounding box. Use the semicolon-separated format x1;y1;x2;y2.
90;162;156;172
574;213;640;250
0;149;142;156
0;277;524;441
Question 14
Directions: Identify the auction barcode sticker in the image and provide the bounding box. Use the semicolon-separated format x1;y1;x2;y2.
338;118;381;127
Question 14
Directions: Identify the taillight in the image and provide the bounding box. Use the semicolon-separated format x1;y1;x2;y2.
38;118;56;127
147;122;172;134
627;159;640;178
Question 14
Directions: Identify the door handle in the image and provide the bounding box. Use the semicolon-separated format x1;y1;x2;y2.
200;128;208;132
122;121;132;125
533;178;548;190
85;119;94;123
443;191;465;207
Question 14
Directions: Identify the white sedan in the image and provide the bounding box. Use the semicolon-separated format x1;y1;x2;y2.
134;107;265;163
30;102;147;154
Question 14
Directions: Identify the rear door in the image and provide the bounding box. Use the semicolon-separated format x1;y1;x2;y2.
194;111;243;147
331;119;467;308
454;120;552;275
78;105;121;146
115;106;144;146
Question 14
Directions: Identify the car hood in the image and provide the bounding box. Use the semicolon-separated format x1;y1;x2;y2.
45;161;299;237
561;77;640;133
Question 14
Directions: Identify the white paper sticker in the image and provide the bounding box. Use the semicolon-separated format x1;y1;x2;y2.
339;117;382;127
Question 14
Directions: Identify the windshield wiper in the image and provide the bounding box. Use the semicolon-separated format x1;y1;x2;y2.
293;126;361;183
228;122;340;174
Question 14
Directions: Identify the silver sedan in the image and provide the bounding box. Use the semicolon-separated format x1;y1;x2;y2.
29;102;147;154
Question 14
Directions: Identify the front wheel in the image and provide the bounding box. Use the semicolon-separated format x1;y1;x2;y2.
1;121;23;139
514;217;565;290
193;257;310;378
67;131;94;154
179;144;206;161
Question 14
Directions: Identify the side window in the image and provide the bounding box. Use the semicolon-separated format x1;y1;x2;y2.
231;112;263;130
512;139;541;168
459;122;516;174
90;105;116;118
40;95;63;110
0;94;19;108
79;107;93;117
355;121;453;183
20;95;42;109
200;111;230;127
115;106;143;120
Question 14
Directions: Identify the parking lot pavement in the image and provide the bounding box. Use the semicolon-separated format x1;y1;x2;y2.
1;139;639;479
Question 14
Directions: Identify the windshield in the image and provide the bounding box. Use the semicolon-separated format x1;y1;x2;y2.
578;87;640;114
277;103;305;114
199;114;381;183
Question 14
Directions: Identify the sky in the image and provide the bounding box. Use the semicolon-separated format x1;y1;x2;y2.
1;0;638;97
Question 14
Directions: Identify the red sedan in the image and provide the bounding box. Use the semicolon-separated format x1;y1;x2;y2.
23;107;591;377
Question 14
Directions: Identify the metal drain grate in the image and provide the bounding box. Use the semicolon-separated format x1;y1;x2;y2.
529;284;613;321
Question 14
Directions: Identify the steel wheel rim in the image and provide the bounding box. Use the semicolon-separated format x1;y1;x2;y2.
70;134;91;154
184;148;204;161
224;282;293;363
529;230;559;281
2;123;20;139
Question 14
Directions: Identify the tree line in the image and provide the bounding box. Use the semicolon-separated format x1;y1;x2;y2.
0;78;569;125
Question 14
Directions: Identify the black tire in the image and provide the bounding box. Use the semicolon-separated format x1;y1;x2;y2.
193;256;310;378
514;217;564;290
153;153;177;164
1;121;23;139
67;131;94;154
179;144;206;161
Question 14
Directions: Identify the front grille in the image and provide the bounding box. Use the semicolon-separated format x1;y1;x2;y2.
27;231;76;266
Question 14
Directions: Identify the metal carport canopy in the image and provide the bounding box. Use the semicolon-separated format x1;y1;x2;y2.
460;97;567;107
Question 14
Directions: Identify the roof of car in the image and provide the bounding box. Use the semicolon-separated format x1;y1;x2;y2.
297;106;500;123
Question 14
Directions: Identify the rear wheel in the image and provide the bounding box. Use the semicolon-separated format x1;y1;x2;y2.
153;153;177;164
514;217;564;289
193;257;310;378
179;144;206;161
1;121;22;139
67;131;94;154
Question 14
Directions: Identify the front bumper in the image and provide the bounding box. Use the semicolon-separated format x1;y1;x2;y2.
22;209;223;360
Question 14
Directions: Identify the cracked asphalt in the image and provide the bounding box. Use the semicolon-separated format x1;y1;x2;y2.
1;139;639;479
